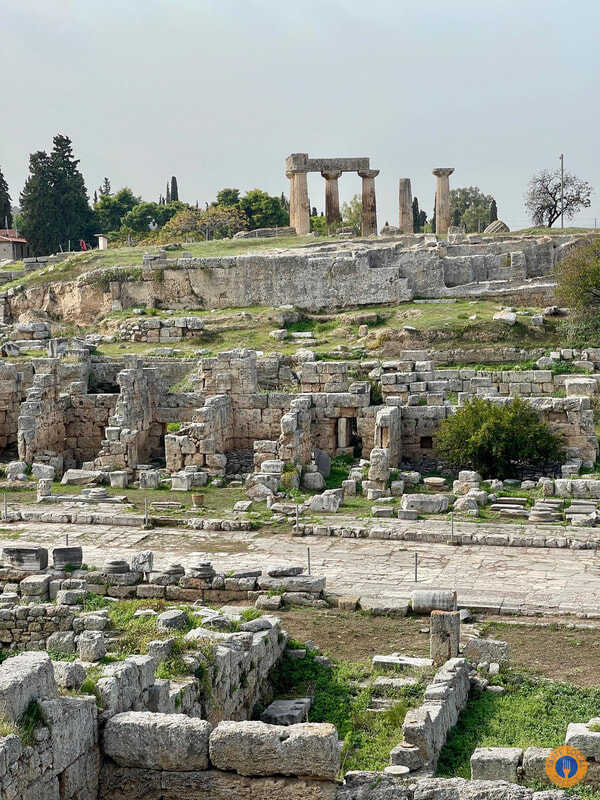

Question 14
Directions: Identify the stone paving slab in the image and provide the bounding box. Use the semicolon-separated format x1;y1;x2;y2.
0;521;598;618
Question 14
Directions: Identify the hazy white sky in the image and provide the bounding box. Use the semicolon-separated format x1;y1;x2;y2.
3;0;599;229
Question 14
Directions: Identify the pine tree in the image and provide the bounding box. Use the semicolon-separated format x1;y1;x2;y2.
166;181;171;204
0;167;12;229
490;198;498;222
170;176;179;202
20;134;93;256
99;177;111;196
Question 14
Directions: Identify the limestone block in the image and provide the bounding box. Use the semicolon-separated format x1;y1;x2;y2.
303;472;325;491
368;448;390;482
565;378;597;397
309;491;342;513
463;637;509;665
261;698;311;725
171;472;193;491
157;609;188;630
79;631;106;662
52;659;86;690
565;720;600;760
522;746;554;781
20;573;51;596
493;311;517;326
103;711;212;770
430;610;460;665
139;470;160;489
39;696;97;772
5;461;28;479
31;462;55;480
259;575;325;594
208;720;340;779
47;631;76;654
61;469;104;485
0;651;57;722
401;494;449;514
470;747;523;783
110;470;129;488
342;479;357;496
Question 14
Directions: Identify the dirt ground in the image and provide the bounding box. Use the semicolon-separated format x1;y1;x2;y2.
481;618;600;687
279;608;600;686
280;607;430;662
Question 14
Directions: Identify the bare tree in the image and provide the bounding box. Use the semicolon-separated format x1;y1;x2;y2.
525;168;592;227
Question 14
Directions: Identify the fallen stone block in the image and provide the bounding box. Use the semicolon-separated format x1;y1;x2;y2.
208;720;340;779
261;698;311;725
0;651;57;722
470;746;523;783
463;637;509;665
103;711;212;770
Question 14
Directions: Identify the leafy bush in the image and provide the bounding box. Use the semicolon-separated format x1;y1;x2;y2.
555;238;600;313
434;397;565;478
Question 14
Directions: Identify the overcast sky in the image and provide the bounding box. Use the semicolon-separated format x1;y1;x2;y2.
3;0;599;230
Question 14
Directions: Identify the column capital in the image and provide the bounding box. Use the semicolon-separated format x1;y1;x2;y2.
358;169;379;179
321;170;342;181
432;167;454;177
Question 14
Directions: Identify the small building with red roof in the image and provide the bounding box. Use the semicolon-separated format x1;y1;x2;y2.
0;230;30;261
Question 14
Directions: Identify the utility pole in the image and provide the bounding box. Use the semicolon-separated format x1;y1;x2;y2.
559;153;564;229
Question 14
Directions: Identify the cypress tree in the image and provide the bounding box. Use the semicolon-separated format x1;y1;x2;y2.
412;197;420;232
20;134;93;255
99;177;111;196
490;198;498;222
170;176;179;202
0;167;12;229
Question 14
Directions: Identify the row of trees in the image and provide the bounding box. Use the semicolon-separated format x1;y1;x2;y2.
5;135;291;255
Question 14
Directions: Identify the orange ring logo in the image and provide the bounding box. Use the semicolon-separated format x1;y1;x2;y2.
545;745;588;787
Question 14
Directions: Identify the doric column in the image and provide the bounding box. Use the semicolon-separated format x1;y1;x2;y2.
321;170;342;225
358;169;379;236
432;168;454;235
290;171;310;235
286;170;297;232
398;178;413;233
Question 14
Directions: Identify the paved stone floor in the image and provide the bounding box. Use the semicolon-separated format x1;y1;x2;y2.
3;517;599;617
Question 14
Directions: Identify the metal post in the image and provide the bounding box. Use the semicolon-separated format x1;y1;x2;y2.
144;497;148;528
414;552;418;583
307;546;311;575
560;153;564;229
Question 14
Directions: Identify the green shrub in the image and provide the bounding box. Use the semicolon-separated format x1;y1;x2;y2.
434;397;565;478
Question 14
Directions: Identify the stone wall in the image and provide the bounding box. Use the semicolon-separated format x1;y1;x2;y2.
3;233;588;323
0;651;99;800
0;363;21;454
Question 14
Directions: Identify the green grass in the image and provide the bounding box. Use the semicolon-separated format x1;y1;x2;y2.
325;455;353;490
270;648;427;774
0;235;345;291
0;701;44;745
437;672;600;779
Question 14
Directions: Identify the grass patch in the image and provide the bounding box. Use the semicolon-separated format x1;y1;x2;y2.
270;649;426;773
325;455;353;490
437;672;600;779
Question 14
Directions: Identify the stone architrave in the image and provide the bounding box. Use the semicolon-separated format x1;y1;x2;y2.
398;178;413;233
432;168;454;235
359;169;379;236
321;170;342;225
